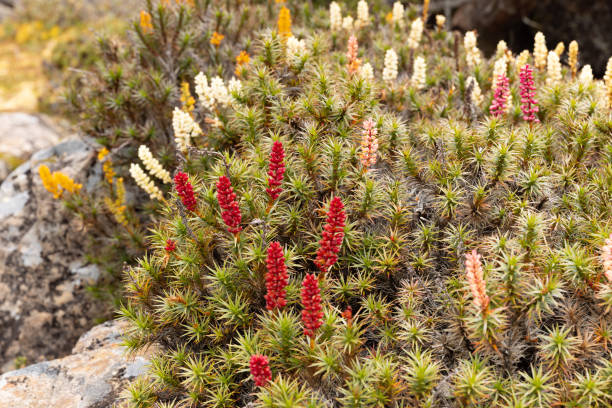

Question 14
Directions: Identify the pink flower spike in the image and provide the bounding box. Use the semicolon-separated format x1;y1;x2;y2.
346;35;361;75
489;73;510;117
359;118;379;169
602;234;612;283
519;64;540;123
465;249;490;311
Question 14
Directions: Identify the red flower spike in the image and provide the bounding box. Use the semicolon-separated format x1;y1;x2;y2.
266;141;285;201
301;273;323;338
342;305;353;326
519;64;540;123
314;197;346;274
216;175;243;235
265;242;289;310
174;172;197;212
342;305;352;321
165;239;177;252
489;73;510;117
249;354;272;387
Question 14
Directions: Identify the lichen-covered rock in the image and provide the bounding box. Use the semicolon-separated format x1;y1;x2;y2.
0;320;150;408
0;137;106;372
0;113;60;164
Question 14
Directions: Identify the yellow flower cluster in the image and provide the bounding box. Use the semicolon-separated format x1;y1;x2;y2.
140;11;153;34
98;148;116;184
422;0;430;22
385;12;393;25
210;32;224;47
39;165;82;199
180;82;196;115
104;177;128;227
278;6;292;39
97;148;128;227
235;51;250;77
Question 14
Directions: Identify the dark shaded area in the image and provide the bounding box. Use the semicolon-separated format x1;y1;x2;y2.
452;0;612;76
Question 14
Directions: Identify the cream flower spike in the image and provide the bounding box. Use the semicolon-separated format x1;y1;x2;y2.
356;0;369;28
411;56;427;90
467;76;483;105
342;16;354;31
464;31;481;68
382;49;398;83
392;1;404;28
129;163;164;201
578;65;593;86
533;32;547;70
138;145;172;184
516;50;529;74
194;72;214;110
492;56;507;91
287;36;307;58
329;2;342;31
407;18;423;50
172;107;201;153
496;40;508;57
359;62;374;82
546;51;562;85
210;76;230;107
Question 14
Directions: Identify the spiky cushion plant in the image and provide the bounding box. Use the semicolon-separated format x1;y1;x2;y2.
117;13;612;405
50;0;319;302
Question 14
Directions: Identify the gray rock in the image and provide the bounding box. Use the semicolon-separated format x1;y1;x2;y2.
0;4;11;22
0;320;152;408
0;113;61;159
0;137;106;372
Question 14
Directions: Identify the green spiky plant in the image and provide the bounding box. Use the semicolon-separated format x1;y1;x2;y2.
42;0;326;303
39;0;400;304
114;2;612;407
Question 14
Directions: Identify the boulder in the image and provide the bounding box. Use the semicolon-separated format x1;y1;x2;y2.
0;137;106;372
0;320;150;408
0;113;61;182
0;113;61;158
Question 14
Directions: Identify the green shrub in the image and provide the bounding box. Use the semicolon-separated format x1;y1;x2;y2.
113;2;612;406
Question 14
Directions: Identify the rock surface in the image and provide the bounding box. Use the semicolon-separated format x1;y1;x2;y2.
0;137;106;372
0;320;150;408
0;113;61;159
